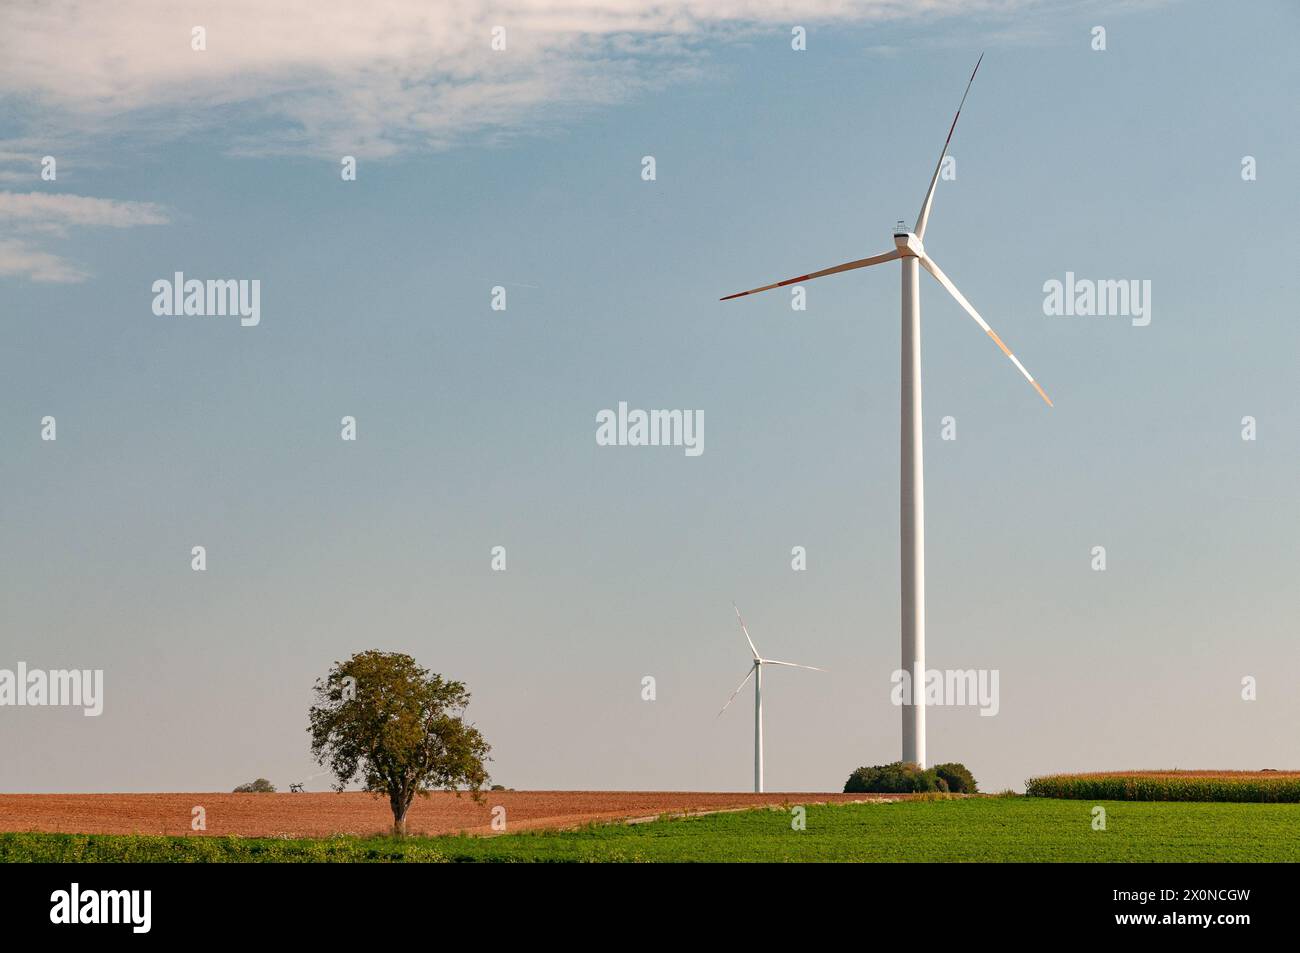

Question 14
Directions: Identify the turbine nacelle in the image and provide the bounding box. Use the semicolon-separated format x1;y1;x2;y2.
893;232;925;259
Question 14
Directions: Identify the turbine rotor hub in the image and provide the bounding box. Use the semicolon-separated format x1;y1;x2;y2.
893;232;925;259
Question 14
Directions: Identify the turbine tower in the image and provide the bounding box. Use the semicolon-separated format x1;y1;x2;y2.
718;605;825;792
719;56;1051;768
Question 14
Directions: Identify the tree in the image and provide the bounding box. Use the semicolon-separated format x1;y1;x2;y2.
308;650;491;836
233;778;276;793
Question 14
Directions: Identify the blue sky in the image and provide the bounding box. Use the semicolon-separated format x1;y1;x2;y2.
1;0;1297;794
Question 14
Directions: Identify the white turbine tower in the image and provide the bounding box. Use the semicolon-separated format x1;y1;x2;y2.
720;56;1051;769
718;605;825;793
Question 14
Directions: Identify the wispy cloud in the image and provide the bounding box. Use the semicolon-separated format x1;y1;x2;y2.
0;191;170;283
0;239;88;284
0;191;170;235
0;0;1053;283
0;150;41;185
0;0;1043;159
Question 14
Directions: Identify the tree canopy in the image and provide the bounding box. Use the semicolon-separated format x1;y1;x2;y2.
308;650;491;835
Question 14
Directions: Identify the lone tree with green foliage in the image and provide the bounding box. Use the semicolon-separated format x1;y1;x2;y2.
308;650;491;836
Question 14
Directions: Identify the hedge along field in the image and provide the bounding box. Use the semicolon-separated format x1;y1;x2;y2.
1026;771;1300;803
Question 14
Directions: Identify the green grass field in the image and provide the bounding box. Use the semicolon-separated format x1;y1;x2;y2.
4;796;1299;862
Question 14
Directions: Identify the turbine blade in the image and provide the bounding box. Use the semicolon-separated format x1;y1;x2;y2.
718;665;757;716
914;53;983;240
720;249;901;301
919;254;1053;407
761;659;828;672
733;603;759;659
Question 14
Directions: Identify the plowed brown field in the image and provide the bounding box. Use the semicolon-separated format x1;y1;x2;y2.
0;791;884;838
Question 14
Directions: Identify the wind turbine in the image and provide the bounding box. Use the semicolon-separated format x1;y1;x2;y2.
719;56;1051;769
718;604;825;793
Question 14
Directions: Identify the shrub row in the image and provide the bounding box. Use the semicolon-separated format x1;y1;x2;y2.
844;761;977;795
1025;774;1300;802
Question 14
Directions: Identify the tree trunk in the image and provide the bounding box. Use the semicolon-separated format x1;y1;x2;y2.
390;793;409;837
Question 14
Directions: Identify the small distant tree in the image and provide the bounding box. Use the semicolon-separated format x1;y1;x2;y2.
308;650;491;836
233;778;276;793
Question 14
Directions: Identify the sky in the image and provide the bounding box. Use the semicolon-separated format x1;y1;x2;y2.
1;0;1297;795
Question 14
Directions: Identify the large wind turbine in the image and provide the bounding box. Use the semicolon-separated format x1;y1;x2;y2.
720;56;1051;769
719;605;825;793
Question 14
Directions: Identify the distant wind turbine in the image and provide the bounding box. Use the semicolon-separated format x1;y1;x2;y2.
718;605;825;793
719;55;1051;768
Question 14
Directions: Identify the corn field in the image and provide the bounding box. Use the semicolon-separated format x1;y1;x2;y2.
1025;771;1300;802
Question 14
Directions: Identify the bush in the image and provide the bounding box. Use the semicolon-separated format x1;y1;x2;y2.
844;761;944;794
233;778;276;793
933;762;978;794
